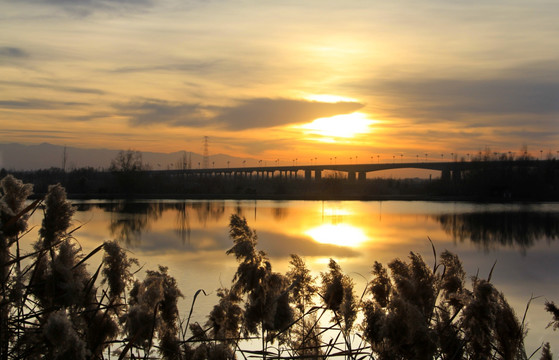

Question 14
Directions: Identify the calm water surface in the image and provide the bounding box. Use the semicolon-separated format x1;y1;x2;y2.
29;200;559;352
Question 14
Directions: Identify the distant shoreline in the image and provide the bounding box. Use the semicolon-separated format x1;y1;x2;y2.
32;192;553;203
10;159;559;203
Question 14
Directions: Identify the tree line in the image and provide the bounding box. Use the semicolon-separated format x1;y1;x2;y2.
3;164;558;202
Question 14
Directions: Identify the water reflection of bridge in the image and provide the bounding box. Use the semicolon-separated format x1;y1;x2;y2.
156;160;546;182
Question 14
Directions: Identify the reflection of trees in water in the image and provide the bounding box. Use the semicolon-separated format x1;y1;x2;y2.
73;203;93;212
175;201;226;242
271;206;289;221
109;215;148;245
99;201;164;245
94;201;227;245
234;201;244;217
173;202;191;244
435;211;559;250
191;201;226;226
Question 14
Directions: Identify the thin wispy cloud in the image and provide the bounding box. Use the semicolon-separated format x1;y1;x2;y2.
13;0;155;16
0;99;90;109
0;81;106;95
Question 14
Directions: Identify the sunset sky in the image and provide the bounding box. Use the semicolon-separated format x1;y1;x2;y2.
1;0;558;165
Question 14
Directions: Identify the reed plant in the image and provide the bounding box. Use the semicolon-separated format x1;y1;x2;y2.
0;175;182;359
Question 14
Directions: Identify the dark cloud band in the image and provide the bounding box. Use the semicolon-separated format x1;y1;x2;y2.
118;98;364;130
0;47;29;58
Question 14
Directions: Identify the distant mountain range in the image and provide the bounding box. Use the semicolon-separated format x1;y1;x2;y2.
0;143;248;171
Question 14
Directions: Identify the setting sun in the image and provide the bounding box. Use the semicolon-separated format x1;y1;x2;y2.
305;94;359;103
298;112;374;139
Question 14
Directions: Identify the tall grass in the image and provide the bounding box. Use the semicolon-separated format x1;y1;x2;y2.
0;175;545;359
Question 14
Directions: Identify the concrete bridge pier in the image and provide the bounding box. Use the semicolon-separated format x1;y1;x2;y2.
452;169;461;182
348;171;356;181
358;172;366;182
315;170;321;180
305;169;312;180
441;169;451;182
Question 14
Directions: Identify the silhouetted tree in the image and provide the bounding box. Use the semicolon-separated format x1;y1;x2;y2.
110;149;148;194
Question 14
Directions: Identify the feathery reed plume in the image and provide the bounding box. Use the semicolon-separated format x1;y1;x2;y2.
39;184;75;248
287;254;317;314
226;214;269;297
186;322;236;360
461;279;499;358
207;287;243;342
0;175;33;238
540;342;553;360
225;214;297;358
369;261;391;308
124;266;183;356
320;257;357;357
362;250;527;360
285;254;323;358
545;301;559;330
0;175;34;360
389;252;436;318
43;309;89;360
439;250;466;310
101;240;138;306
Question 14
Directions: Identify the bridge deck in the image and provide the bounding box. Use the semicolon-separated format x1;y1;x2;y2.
149;160;543;176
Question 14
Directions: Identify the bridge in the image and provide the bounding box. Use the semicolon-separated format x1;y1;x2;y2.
157;160;547;182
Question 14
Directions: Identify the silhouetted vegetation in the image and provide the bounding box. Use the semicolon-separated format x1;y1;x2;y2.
3;156;558;201
435;211;559;250
2;175;549;359
455;160;559;200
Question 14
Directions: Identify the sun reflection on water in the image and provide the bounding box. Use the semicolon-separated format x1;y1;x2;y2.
305;223;369;247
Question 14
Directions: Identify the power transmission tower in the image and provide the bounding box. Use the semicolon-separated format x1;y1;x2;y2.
62;145;67;172
203;136;209;169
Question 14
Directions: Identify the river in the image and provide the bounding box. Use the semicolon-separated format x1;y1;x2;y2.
27;199;559;353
